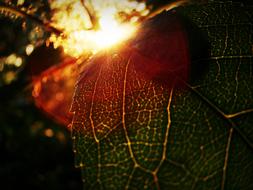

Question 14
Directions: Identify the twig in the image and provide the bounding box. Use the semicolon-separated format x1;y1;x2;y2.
0;4;63;35
80;0;100;30
147;0;189;19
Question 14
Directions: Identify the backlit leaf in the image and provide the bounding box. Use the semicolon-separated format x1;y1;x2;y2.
30;46;78;126
71;1;253;189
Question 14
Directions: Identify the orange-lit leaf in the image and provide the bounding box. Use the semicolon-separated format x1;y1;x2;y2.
71;11;190;188
32;57;79;126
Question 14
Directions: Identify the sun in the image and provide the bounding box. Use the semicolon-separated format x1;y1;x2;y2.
48;0;149;57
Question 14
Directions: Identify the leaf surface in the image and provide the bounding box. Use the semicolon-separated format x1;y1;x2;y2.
71;1;253;189
25;45;78;126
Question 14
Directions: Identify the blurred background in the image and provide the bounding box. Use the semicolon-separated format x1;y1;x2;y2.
0;13;83;189
0;0;83;189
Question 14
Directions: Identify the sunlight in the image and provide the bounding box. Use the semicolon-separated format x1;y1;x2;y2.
48;0;149;57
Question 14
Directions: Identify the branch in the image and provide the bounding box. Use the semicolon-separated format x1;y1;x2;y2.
147;0;189;19
0;4;63;35
80;0;100;30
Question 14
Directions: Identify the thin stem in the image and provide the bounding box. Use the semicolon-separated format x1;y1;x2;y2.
80;0;100;30
147;0;189;19
0;4;62;35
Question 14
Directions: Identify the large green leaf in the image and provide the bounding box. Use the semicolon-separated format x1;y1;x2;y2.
71;1;253;189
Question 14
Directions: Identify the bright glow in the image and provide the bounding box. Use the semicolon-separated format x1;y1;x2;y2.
26;44;34;55
5;54;22;67
4;71;16;84
6;54;17;65
49;0;149;57
44;129;54;137
17;0;25;6
14;57;22;67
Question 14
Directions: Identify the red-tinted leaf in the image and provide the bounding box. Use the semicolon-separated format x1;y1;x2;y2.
71;11;190;188
32;57;78;126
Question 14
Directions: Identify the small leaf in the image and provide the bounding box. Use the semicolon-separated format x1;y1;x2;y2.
32;57;78;126
29;46;79;126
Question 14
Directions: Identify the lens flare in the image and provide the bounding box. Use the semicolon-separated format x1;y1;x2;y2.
48;0;149;57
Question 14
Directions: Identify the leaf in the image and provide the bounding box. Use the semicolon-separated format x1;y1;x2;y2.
32;57;78;126
71;1;253;189
29;46;79;126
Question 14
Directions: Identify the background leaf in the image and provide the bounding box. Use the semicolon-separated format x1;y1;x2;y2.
71;1;253;189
